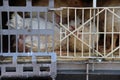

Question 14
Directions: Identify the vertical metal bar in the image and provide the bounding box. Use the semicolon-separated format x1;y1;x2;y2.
15;12;18;53
92;63;95;72
37;12;40;52
86;63;89;80
45;12;47;29
74;8;77;57
111;8;114;57
23;12;25;53
104;9;107;55
96;9;99;53
93;1;97;57
7;12;10;52
1;66;5;76
67;8;69;56
1;13;3;54
0;12;2;53
4;0;10;53
81;9;84;57
89;9;92;57
92;8;96;55
37;12;40;29
3;0;9;7
45;12;48;52
60;10;62;56
52;11;55;52
30;12;33;52
1;30;2;53
49;0;54;8
93;0;97;8
13;55;17;64
32;55;36;64
26;0;32;7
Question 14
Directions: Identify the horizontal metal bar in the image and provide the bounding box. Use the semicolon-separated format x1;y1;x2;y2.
0;64;52;67
0;6;48;12
57;70;120;75
59;7;120;9
0;52;56;62
0;52;55;56
1;6;120;12
1;29;54;35
89;70;120;75
3;29;120;35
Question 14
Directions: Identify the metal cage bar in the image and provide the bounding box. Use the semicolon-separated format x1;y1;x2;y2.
0;0;56;79
59;7;120;60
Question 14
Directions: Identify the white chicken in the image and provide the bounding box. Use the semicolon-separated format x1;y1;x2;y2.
7;13;63;52
61;18;99;52
7;13;99;53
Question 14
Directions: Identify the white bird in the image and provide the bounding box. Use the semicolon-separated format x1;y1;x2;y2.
7;13;99;53
7;13;62;52
60;17;99;52
69;21;99;52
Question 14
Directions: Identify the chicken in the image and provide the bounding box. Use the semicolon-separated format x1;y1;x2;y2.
103;9;120;53
7;13;99;53
69;20;99;52
98;0;120;53
61;17;99;52
7;13;65;52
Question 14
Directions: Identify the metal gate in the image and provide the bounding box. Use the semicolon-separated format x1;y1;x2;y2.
0;0;56;80
56;7;120;60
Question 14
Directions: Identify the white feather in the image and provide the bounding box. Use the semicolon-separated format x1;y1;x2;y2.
7;13;61;51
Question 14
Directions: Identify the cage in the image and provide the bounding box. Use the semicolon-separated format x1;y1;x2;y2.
0;0;56;80
0;0;120;80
